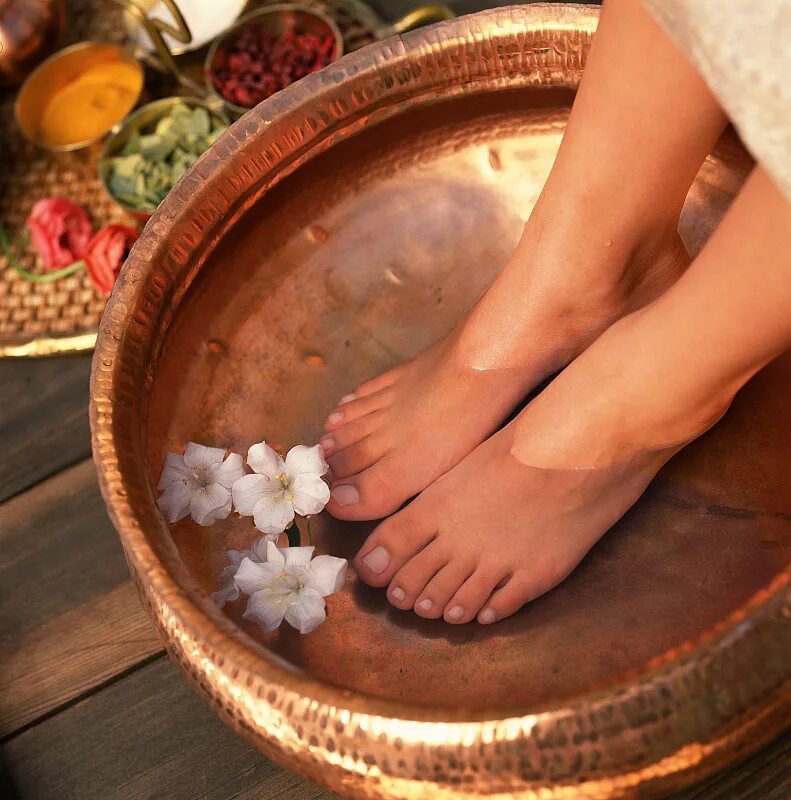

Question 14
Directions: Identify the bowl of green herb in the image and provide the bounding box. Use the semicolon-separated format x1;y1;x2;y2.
100;97;229;220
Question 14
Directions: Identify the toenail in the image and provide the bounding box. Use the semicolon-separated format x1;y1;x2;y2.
390;586;405;602
479;608;497;624
447;605;464;621
320;435;335;452
361;545;390;573
331;484;359;506
327;411;343;425
340;393;356;404
417;598;432;612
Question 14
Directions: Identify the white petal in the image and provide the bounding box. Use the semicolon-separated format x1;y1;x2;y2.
225;549;246;568
284;588;327;634
244;588;288;632
252;492;295;535
189;484;231;526
265;540;285;567
211;565;241;607
157;480;192;522
281;546;315;569
250;534;279;561
246;441;286;478
291;474;331;516
307;555;348;596
211;452;246;489
199;494;233;526
285;444;328;480
157;452;190;490
232;473;274;516
234;557;280;595
184;442;227;470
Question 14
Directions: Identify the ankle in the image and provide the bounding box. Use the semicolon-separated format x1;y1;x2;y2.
589;310;739;455
510;311;737;471
521;178;683;282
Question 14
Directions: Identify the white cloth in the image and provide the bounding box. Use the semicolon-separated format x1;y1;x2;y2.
642;0;791;202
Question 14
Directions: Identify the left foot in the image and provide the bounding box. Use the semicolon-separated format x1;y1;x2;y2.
352;310;734;624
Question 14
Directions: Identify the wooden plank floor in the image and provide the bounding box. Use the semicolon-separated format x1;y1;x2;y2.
1;352;789;799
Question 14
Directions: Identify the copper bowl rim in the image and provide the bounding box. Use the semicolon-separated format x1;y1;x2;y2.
90;3;790;794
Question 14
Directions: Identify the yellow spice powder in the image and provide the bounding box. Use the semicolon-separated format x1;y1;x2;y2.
38;61;142;147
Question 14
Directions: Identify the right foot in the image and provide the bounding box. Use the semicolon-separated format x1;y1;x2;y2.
323;200;689;521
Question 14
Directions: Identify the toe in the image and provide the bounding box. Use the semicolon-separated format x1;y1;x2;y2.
353;366;404;398
413;558;475;619
324;389;392;431
352;502;436;587
387;541;447;610
320;412;385;457
328;434;389;478
443;567;506;624
327;454;415;521
478;574;546;624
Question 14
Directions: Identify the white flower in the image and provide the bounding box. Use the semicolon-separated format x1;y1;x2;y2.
232;442;330;536
235;541;347;633
157;442;245;526
211;535;275;607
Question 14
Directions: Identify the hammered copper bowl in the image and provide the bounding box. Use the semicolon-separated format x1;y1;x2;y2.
90;5;791;799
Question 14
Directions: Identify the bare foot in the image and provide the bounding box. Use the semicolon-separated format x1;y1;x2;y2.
323;199;688;521
351;309;732;624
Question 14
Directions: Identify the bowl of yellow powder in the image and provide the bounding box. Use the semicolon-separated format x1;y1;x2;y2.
14;42;144;152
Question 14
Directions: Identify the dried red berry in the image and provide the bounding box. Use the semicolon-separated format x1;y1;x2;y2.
210;24;339;108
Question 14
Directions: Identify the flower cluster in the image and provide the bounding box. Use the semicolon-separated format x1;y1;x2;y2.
156;441;344;634
213;538;346;634
1;196;139;297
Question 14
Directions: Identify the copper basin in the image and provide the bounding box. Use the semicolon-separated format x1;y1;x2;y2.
90;5;791;798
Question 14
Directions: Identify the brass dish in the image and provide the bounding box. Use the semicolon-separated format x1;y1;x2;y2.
99;95;230;221
0;0;66;88
14;41;144;152
91;5;791;799
205;5;345;117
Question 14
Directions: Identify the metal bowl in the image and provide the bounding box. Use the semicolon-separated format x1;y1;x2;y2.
99;95;229;222
204;4;344;117
14;41;144;152
90;5;791;799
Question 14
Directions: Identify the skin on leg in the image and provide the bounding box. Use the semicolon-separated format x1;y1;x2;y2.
324;0;727;522
353;166;791;624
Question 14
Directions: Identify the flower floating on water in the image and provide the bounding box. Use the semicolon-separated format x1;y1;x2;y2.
26;197;92;270
157;442;245;525
157;440;342;633
210;534;274;608
234;541;346;634
232;442;330;536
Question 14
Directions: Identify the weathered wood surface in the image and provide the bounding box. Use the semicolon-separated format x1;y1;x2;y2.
0;353;93;502
0;460;162;737
1;657;338;800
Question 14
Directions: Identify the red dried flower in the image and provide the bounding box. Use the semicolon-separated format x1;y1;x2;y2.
85;224;139;296
26;197;93;270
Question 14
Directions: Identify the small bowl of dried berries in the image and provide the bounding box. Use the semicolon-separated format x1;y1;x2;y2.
205;4;343;116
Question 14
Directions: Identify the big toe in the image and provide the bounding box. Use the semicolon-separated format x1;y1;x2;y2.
327;454;417;520
353;502;436;587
